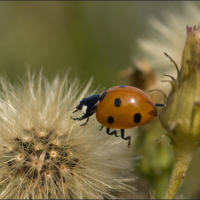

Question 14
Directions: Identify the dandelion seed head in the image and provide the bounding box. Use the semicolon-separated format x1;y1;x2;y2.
0;70;135;199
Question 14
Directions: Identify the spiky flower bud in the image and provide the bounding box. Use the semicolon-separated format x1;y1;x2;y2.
0;71;134;199
157;25;200;199
159;25;200;147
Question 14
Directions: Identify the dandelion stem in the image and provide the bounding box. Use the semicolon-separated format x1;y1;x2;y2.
164;141;197;199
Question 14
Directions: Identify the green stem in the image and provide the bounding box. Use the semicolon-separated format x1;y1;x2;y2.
164;143;196;199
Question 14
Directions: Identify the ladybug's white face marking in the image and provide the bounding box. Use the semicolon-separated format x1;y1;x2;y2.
81;105;87;114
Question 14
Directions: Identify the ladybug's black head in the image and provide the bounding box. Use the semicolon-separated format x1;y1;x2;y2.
73;94;100;115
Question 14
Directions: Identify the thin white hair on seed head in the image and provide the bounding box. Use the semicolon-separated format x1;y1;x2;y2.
0;70;135;199
137;2;200;74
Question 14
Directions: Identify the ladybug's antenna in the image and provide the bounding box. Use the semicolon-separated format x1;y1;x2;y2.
155;103;164;107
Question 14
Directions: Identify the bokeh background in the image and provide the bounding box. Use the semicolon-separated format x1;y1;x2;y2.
1;1;200;199
0;1;179;87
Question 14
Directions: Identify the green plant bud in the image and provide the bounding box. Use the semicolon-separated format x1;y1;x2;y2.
158;25;200;148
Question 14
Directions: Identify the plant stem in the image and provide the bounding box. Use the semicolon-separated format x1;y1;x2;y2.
164;143;196;199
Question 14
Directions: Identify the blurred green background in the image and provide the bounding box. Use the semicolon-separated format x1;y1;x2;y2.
1;1;200;199
0;1;180;87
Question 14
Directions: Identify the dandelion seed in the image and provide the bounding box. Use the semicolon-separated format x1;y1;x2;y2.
135;2;200;93
0;70;135;199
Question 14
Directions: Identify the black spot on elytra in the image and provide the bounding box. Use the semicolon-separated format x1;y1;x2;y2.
114;98;121;107
99;92;107;101
107;116;114;124
134;113;142;123
119;85;126;88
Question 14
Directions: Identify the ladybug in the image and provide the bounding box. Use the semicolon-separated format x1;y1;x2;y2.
70;85;158;147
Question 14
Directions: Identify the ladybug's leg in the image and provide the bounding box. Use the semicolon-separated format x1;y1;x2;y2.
120;129;131;147
106;128;119;137
99;125;104;131
70;115;88;121
80;117;89;126
70;112;94;126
